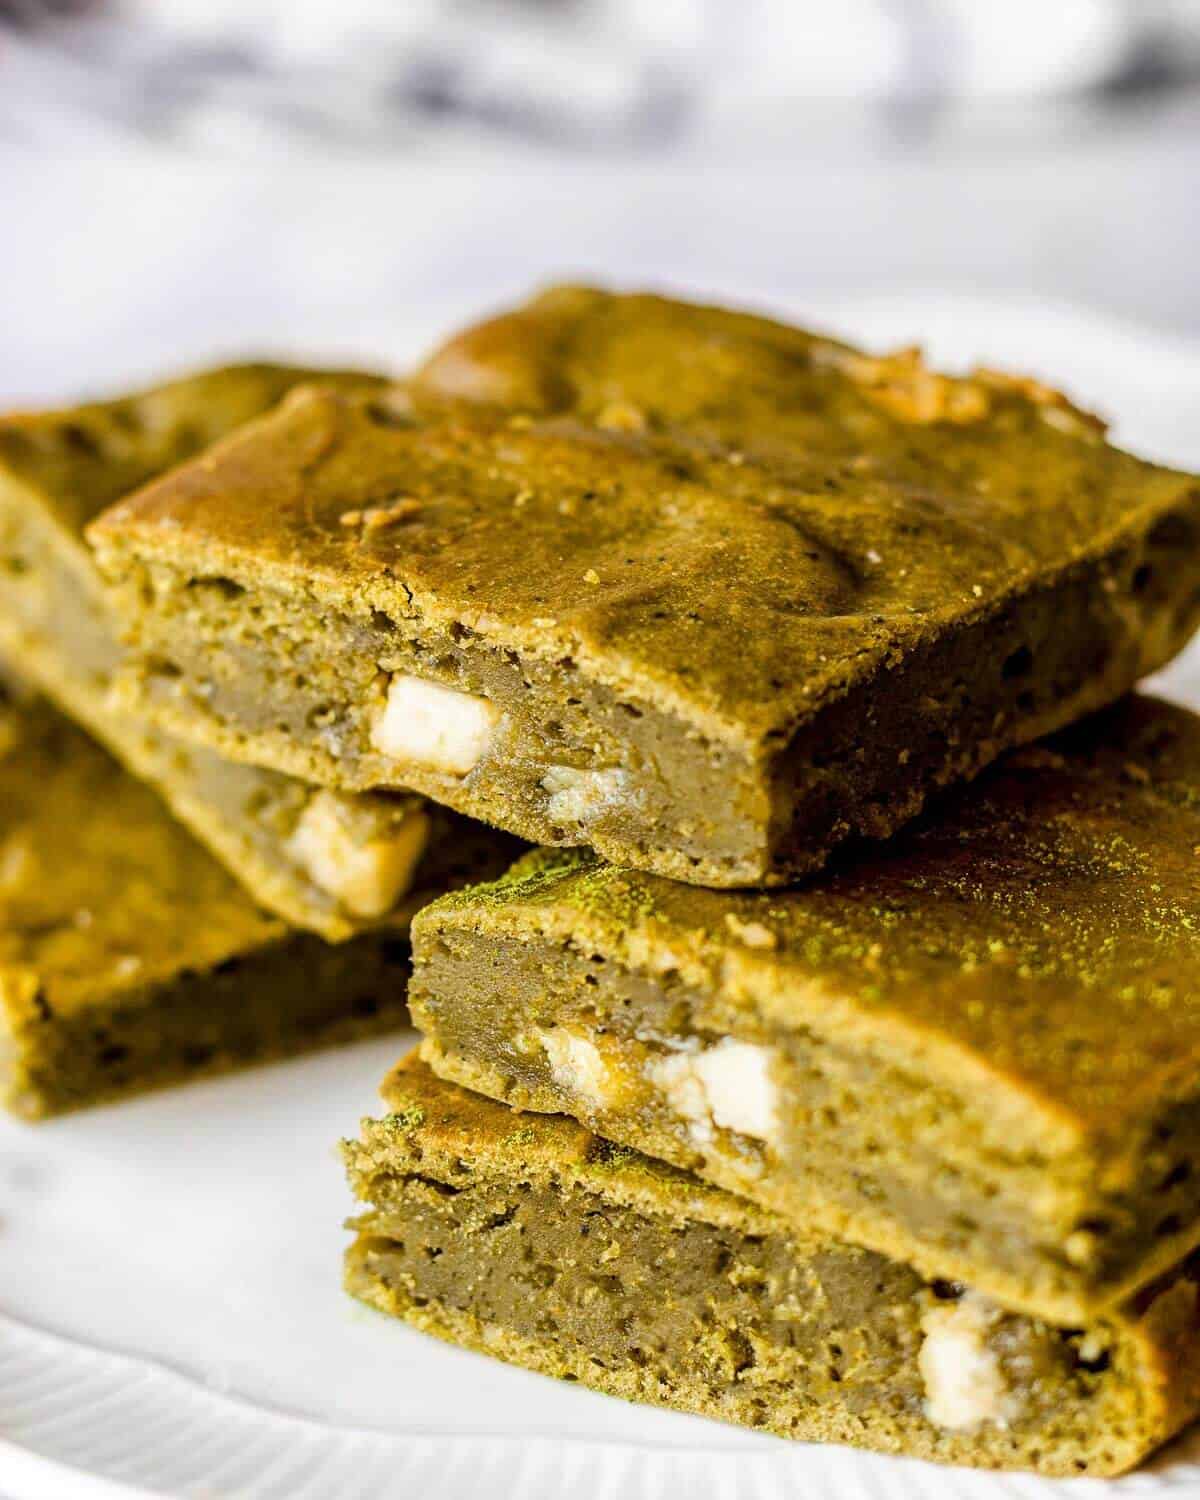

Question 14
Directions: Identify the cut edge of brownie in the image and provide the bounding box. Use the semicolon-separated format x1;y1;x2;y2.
0;366;457;941
91;442;1200;887
405;791;1200;1325
342;1057;1200;1477
1;928;414;1121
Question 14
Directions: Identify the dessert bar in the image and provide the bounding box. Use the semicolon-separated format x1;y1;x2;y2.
344;1056;1200;1476
91;295;1200;883
410;695;1200;1323
0;686;416;1116
0;362;487;939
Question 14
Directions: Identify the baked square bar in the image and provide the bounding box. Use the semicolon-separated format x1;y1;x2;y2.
0;362;503;940
87;289;1200;886
344;1056;1200;1477
410;694;1200;1325
0;684;419;1117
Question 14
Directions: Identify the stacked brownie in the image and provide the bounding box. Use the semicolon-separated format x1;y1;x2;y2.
0;365;517;1115
57;288;1200;1471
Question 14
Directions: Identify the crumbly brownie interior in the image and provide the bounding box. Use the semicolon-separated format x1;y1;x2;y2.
111;498;1200;889
412;925;1200;1323
116;559;770;881
88;349;1200;886
0;363;454;939
767;546;1195;867
344;1063;1200;1476
4;929;412;1119
0;487;510;938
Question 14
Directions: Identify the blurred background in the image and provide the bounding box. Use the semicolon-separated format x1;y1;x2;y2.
1;0;1199;403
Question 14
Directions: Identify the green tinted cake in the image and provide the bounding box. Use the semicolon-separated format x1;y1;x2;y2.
344;1057;1200;1477
87;289;1200;886
0;362;505;940
409;695;1200;1324
0;685;420;1117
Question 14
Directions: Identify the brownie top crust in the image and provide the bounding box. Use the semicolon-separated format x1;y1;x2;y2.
0;693;286;1019
414;694;1200;1148
365;1049;760;1231
91;291;1200;748
1;361;384;540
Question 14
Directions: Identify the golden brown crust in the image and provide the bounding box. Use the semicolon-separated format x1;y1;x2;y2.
94;301;1200;746
415;695;1200;1147
0;363;521;939
348;1057;1200;1476
0;692;284;1017
0;363;386;539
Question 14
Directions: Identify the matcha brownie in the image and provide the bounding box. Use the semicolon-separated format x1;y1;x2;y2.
0;686;426;1118
409;694;1200;1325
344;1057;1200;1477
85;289;1200;886
0;362;490;941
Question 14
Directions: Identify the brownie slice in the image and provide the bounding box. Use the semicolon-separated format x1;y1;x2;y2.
0;362;515;940
0;684;415;1117
89;291;1200;885
344;1056;1200;1477
409;694;1200;1324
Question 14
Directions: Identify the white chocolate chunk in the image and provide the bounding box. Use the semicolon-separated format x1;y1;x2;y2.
919;1293;1020;1431
534;1026;619;1109
649;1039;780;1146
696;1040;780;1140
370;674;498;776
724;913;777;949
650;1051;713;1142
287;790;430;918
542;766;628;824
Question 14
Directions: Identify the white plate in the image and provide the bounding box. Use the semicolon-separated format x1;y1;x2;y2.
5;293;1200;1500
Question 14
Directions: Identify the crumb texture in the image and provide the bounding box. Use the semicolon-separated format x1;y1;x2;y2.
342;1059;1200;1477
0;692;413;1116
0;360;473;939
409;695;1200;1321
88;292;1200;882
